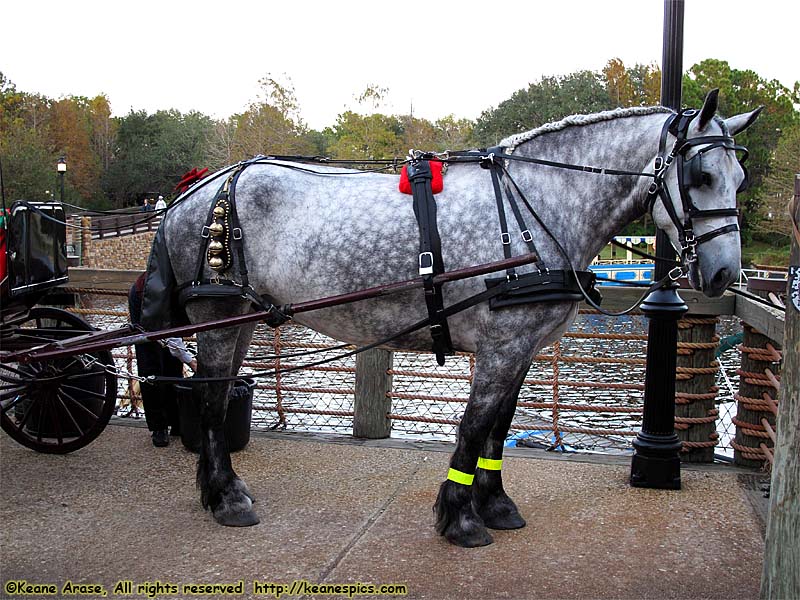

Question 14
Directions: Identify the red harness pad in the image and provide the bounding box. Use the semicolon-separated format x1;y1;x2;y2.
399;160;444;195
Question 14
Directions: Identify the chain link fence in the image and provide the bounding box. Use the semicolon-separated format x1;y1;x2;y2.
66;290;746;457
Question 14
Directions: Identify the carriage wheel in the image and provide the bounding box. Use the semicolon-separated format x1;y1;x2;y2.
0;307;117;454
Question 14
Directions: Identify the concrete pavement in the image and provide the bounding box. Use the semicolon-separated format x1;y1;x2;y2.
1;421;766;600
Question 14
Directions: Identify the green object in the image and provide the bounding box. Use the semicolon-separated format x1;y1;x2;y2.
716;332;744;357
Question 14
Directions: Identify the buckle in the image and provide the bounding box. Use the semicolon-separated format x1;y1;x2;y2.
648;182;660;195
232;227;242;240
654;156;664;172
201;225;210;238
521;230;533;243
668;266;686;281
419;252;434;275
500;232;511;245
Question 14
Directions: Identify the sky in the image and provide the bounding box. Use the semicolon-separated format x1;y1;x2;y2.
1;0;797;130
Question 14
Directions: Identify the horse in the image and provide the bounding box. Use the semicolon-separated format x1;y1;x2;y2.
148;89;760;547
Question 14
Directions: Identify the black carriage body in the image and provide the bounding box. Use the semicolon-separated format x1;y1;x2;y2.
3;201;69;301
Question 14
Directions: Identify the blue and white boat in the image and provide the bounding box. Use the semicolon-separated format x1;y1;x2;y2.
590;236;654;286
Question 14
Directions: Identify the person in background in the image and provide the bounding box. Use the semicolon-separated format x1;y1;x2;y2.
128;273;196;447
154;195;167;211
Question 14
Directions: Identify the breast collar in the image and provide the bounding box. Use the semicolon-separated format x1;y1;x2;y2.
646;108;749;265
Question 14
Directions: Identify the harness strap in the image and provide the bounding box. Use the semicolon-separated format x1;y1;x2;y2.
193;175;231;284
227;168;249;289
485;157;542;280
408;159;453;365
502;181;539;258
488;163;515;278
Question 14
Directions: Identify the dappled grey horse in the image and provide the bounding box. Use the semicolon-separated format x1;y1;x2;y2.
150;90;760;546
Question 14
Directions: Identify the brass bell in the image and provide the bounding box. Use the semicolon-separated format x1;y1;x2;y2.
208;256;224;269
208;240;223;253
209;222;224;236
213;206;225;217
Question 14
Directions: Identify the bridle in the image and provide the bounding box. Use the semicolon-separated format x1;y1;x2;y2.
646;108;750;266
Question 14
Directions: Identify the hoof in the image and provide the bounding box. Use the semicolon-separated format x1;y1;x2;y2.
213;505;260;527
475;492;526;530
443;518;494;548
211;478;259;527
435;480;493;547
481;507;526;530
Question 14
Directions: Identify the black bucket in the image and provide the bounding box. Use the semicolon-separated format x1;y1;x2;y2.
177;378;254;453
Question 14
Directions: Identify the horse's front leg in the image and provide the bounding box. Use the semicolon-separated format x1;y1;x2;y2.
434;343;534;547
195;323;258;527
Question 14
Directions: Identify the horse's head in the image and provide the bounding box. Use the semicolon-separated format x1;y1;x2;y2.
649;89;762;297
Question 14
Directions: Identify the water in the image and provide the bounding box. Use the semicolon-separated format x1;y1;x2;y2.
77;295;743;456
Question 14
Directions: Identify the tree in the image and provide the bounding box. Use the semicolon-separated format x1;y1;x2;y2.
682;59;800;240
327;111;404;160
602;59;661;107
604;58;635;107
473;70;612;145
1;74;55;202
226;75;315;160
434;115;475;151
104;109;215;207
205;117;237;170
755;122;800;238
400;115;438;154
48;97;102;203
89;95;116;174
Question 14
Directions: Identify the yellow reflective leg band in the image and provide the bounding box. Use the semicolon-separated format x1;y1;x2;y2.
477;457;503;471
447;468;475;486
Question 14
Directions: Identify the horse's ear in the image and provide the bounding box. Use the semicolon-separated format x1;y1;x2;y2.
724;106;764;136
697;89;719;131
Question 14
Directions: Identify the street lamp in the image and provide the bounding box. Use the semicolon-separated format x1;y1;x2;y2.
57;157;67;202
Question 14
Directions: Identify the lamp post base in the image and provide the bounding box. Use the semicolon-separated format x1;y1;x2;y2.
630;280;687;491
630;432;682;489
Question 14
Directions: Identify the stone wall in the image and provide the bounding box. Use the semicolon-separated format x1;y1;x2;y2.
79;217;155;270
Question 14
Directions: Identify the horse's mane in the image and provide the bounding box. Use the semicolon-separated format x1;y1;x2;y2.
500;106;673;153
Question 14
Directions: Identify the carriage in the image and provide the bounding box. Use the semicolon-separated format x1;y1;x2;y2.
0;201;118;453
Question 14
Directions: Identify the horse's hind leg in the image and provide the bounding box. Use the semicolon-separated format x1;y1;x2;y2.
191;301;258;527
434;343;534;547
471;367;528;530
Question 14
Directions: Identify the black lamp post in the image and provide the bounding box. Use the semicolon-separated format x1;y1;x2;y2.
629;0;687;490
57;157;67;202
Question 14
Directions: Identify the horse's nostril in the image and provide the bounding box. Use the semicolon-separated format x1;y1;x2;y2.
713;267;732;287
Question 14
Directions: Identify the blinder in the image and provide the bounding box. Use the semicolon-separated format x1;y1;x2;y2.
680;138;750;194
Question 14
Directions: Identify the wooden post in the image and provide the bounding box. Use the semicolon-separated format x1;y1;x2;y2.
733;322;780;467
733;273;783;468
353;349;393;439
760;175;800;599
675;316;719;462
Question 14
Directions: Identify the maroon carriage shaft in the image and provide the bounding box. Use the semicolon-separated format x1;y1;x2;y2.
10;253;539;363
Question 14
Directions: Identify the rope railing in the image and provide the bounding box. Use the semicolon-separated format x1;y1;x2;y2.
59;286;781;460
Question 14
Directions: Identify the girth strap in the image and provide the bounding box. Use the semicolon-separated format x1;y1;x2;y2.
407;159;454;365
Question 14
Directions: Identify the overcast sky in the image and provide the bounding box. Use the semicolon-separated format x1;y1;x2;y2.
1;0;796;130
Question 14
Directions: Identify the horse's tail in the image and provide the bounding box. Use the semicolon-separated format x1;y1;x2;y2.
141;221;188;331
